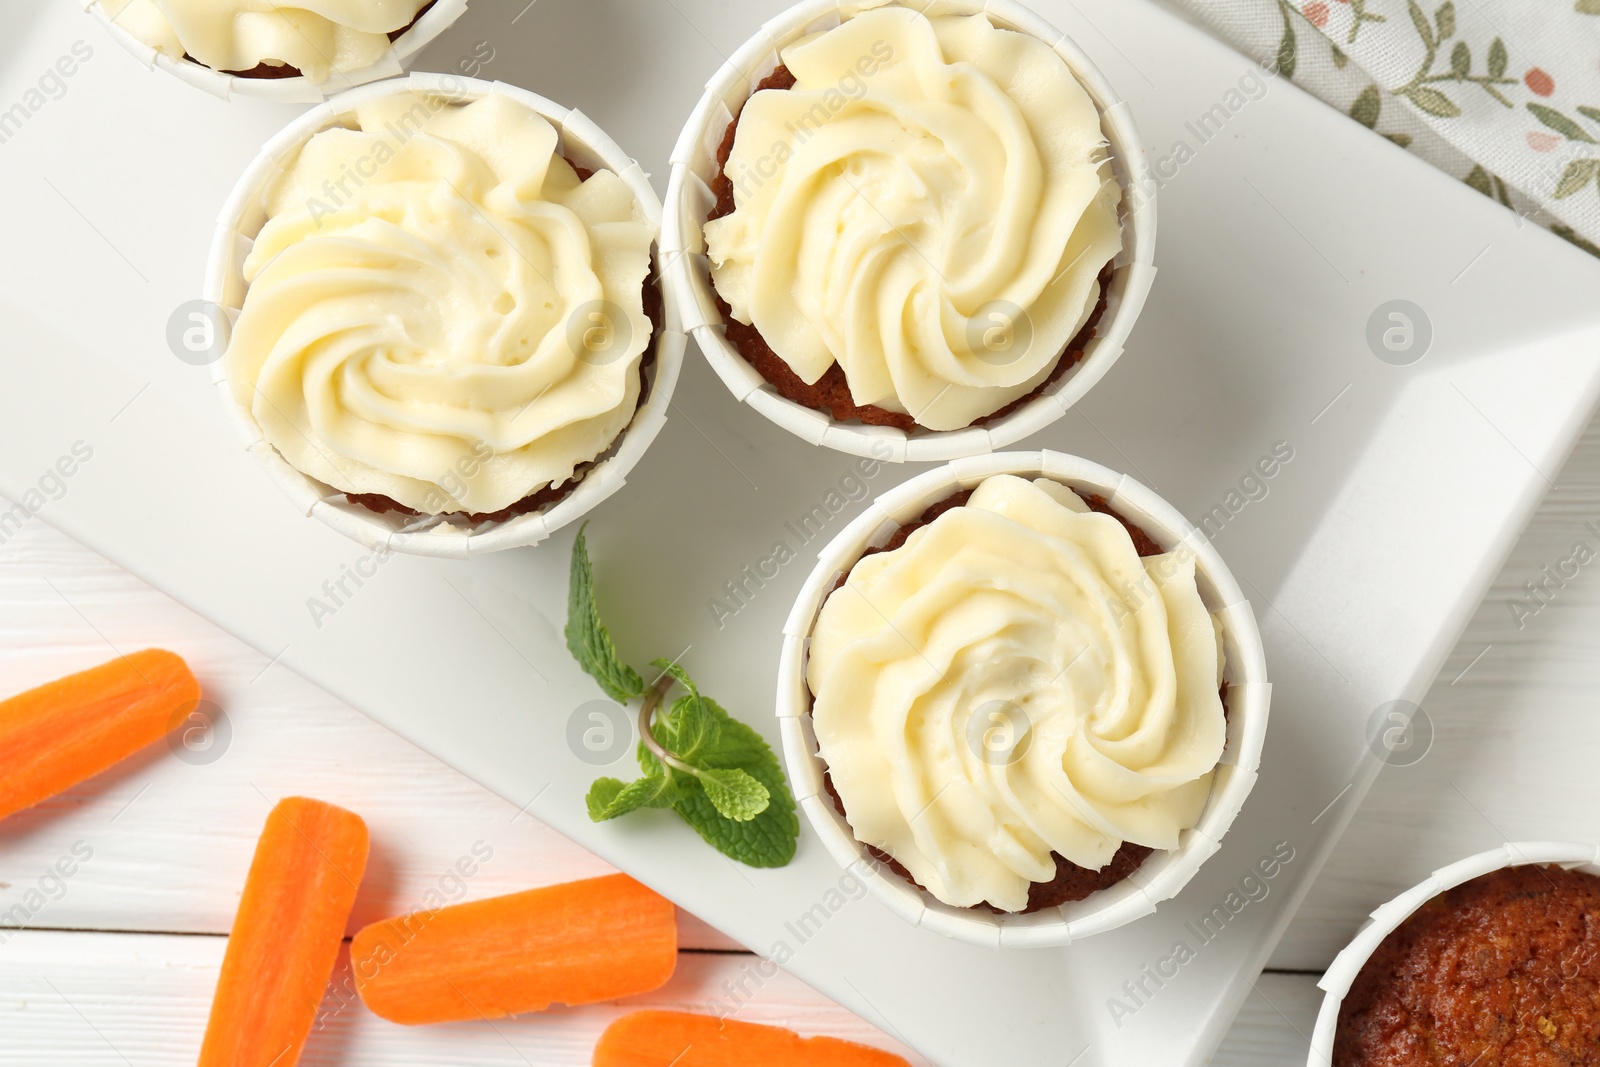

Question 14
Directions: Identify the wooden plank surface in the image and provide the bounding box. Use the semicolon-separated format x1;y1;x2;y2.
0;930;931;1065
0;925;1320;1066
3;411;1599;1064
1276;411;1600;969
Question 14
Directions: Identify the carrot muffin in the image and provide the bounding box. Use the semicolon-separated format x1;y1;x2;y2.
99;0;432;82
703;5;1123;433
806;474;1227;914
1336;864;1600;1066
223;90;657;521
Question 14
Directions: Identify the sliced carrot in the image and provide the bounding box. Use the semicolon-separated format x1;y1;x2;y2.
352;873;677;1025
0;649;200;822
198;797;369;1067
593;1010;914;1067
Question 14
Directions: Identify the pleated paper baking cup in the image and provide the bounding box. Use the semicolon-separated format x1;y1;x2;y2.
663;0;1157;463
204;73;685;558
777;451;1270;947
1308;841;1600;1065
85;0;471;103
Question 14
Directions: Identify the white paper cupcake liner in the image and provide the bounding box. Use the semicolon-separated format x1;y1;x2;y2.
1308;840;1600;1065
662;0;1158;463
85;0;470;103
204;73;685;558
776;451;1271;948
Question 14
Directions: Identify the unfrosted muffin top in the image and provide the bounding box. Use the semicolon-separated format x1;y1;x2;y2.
1336;863;1600;1067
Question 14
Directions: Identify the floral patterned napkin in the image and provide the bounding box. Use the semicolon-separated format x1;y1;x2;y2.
1166;0;1600;256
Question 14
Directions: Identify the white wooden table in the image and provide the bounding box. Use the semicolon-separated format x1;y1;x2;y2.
3;406;1598;1065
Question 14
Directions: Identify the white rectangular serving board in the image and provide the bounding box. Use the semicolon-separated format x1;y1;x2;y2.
3;0;1599;1063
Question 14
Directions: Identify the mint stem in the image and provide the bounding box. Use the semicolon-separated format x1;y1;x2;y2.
638;673;700;777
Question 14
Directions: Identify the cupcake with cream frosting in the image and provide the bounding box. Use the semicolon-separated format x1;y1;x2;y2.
209;77;681;554
88;0;469;101
778;453;1268;946
100;0;429;81
689;2;1135;441
807;473;1227;914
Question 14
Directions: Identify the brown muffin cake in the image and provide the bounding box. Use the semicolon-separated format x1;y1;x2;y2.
1336;864;1600;1066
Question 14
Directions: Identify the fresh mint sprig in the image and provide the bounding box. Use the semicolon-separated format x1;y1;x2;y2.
565;526;645;704
565;526;798;868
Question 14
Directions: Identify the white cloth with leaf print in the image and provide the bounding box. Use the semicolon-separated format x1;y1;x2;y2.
1167;0;1600;256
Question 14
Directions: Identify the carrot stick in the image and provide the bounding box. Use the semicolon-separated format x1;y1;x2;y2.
593;1010;914;1067
198;797;369;1067
352;873;677;1025
0;649;200;821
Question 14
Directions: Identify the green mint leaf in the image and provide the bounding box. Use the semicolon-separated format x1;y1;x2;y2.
651;658;695;689
670;696;798;868
587;774;677;821
565;525;645;703
664;694;719;765
697;767;770;822
636;736;666;778
564;544;796;867
650;659;718;762
586;777;627;820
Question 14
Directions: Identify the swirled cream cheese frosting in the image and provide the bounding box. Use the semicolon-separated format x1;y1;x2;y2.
224;91;655;516
807;475;1226;913
101;0;430;82
704;6;1123;431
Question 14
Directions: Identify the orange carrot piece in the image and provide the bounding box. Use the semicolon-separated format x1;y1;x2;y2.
593;1011;914;1067
0;649;200;822
198;797;369;1067
352;873;677;1025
